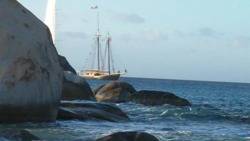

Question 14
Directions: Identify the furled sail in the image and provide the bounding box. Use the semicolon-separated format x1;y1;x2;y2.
45;0;56;43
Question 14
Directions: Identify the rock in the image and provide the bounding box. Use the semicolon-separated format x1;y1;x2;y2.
0;0;63;122
131;90;191;106
0;129;40;141
96;132;159;141
58;55;76;74
94;81;191;107
58;101;129;122
62;71;94;100
95;81;136;103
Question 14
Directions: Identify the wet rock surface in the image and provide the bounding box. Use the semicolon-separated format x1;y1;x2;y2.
0;129;40;141
58;101;129;122
94;81;191;106
131;90;191;106
96;131;159;141
95;81;136;103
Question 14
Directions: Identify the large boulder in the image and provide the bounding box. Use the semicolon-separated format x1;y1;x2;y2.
0;129;40;141
131;90;191;106
58;55;76;74
96;132;159;141
0;0;63;122
62;71;94;100
95;81;136;103
58;101;129;122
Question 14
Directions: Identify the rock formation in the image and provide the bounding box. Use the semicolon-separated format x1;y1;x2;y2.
0;129;40;141
62;71;94;100
96;132;159;141
94;81;191;106
0;0;63;122
58;55;76;74
95;81;136;103
131;90;191;106
58;101;129;122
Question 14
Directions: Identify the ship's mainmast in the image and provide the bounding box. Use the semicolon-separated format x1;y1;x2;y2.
96;11;101;70
107;33;111;75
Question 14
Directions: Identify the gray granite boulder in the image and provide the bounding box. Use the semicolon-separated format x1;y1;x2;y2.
58;55;76;74
0;0;63;122
58;101;129;122
0;129;40;141
62;71;94;100
96;132;159;141
131;90;191;106
95;81;136;103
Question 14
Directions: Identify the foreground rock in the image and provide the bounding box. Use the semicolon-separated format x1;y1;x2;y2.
62;71;94;100
0;129;40;141
95;81;136;102
131;90;191;106
58;55;76;74
0;0;63;122
58;101;129;122
96;132;159;141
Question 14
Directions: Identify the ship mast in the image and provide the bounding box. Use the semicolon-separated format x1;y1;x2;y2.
107;33;111;75
96;11;101;70
91;5;101;71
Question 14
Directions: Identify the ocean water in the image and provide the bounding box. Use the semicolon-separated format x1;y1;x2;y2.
1;77;250;141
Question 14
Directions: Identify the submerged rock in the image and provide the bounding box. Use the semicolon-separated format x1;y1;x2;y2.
95;81;136;103
58;55;76;74
131;90;191;106
62;71;94;100
0;0;63;122
58;101;129;122
96;131;159;141
0;129;40;141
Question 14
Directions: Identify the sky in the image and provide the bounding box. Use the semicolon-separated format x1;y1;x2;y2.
18;0;250;83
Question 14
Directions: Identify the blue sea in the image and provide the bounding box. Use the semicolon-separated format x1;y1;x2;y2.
1;77;250;141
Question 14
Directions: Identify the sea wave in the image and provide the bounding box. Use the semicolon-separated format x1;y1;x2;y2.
117;103;250;124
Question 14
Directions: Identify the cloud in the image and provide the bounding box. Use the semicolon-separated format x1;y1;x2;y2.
118;29;168;43
231;36;250;48
60;31;87;39
198;27;223;38
142;29;168;41
111;12;145;24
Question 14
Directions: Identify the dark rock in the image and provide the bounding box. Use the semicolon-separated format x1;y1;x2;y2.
96;131;159;141
94;81;191;107
131;90;191;106
62;71;94;100
58;55;77;74
0;0;63;122
58;101;129;122
95;81;136;103
0;129;40;141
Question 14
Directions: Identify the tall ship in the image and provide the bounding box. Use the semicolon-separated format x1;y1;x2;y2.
79;8;126;80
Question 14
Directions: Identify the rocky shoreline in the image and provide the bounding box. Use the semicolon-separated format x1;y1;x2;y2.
0;0;191;140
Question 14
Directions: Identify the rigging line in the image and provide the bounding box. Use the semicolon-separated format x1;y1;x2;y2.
99;38;105;70
102;38;108;71
84;38;96;69
110;48;115;73
91;39;97;69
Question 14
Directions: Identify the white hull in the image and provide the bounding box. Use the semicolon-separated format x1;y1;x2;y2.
82;74;120;80
79;70;121;80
